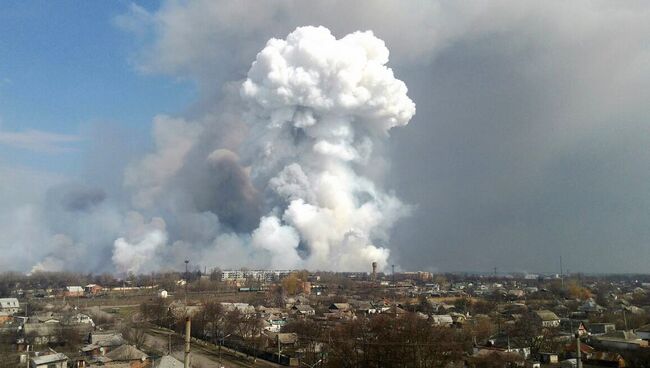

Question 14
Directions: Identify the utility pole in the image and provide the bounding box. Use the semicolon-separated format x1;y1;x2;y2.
25;344;30;368
184;317;191;368
391;264;397;317
219;333;231;365
184;259;189;305
277;334;281;364
493;267;497;279
575;332;582;368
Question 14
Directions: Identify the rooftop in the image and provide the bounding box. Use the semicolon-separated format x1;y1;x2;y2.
31;353;68;365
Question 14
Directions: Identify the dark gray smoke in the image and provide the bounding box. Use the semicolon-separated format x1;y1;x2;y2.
52;184;106;212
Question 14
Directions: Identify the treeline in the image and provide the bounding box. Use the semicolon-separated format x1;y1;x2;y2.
140;298;266;357
140;297;530;367
0;271;210;297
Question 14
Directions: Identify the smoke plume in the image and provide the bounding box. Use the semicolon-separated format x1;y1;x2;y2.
110;26;415;273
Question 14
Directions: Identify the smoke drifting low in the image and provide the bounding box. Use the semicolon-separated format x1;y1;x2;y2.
48;26;413;274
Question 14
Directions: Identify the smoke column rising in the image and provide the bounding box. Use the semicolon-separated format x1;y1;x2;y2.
111;26;415;273
240;26;415;270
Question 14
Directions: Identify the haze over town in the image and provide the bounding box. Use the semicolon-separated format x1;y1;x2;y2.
2;1;650;276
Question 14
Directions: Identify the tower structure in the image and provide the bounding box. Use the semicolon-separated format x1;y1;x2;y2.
371;261;377;281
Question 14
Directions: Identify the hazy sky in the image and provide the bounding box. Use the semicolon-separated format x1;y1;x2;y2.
2;1;650;274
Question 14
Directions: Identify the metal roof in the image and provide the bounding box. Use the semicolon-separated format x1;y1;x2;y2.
31;353;68;365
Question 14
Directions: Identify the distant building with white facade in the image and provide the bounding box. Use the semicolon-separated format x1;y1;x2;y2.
220;269;294;282
0;298;20;315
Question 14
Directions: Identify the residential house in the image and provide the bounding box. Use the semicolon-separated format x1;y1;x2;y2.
261;319;281;333
564;341;595;360
64;286;84;297
153;355;183;368
328;303;354;318
359;301;384;315
82;331;127;357
501;303;527;317
589;330;648;351
508;289;525;299
534;310;561;328
23;322;60;345
588;323;616;336
292;304;315;316
431;314;453;327
578;300;606;315
433;302;456;314
68;313;95;327
538;352;559;364
583;351;626;368
329;303;351;312
0;298;20;315
104;344;149;367
351;301;376;315
30;352;69;368
84;284;103;295
486;333;532;359
265;332;298;349
384;305;407;317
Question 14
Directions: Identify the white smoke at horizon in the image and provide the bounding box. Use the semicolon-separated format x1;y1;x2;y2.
112;212;168;274
110;26;415;273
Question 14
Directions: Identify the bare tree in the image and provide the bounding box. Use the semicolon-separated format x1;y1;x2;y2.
122;322;148;349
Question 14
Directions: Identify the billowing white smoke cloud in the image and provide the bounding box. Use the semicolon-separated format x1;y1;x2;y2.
112;212;167;274
238;26;415;270
30;234;74;273
102;26;415;273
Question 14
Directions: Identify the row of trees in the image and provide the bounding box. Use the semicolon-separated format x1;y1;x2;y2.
0;271;184;296
285;314;470;368
140;298;266;355
140;296;517;367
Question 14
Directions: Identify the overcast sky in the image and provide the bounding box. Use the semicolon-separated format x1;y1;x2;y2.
1;1;650;274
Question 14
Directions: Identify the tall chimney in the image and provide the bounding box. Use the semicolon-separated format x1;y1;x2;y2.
371;261;377;281
184;317;191;368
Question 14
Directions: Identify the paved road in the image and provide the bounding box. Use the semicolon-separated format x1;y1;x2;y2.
144;327;282;368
